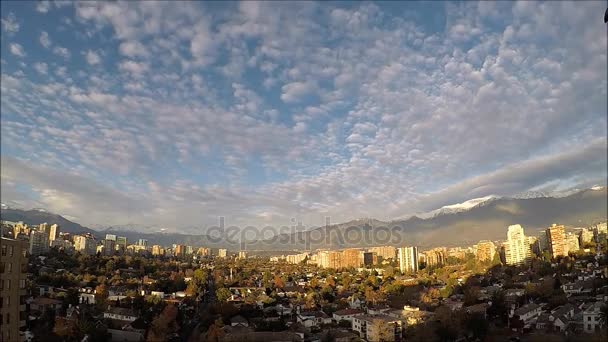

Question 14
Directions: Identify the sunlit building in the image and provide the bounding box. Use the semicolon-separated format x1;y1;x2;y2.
502;224;530;265
74;235;96;255
397;246;418;274
368;246;396;260
546;224;567;258
475;240;496;262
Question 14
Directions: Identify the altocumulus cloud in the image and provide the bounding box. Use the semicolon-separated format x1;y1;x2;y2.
0;1;606;231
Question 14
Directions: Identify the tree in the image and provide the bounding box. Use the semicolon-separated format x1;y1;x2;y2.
204;319;225;342
273;275;285;290
464;312;488;339
148;304;179;341
95;284;108;305
216;287;232;302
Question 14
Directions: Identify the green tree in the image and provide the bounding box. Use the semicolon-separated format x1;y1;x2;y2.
216;287;232;302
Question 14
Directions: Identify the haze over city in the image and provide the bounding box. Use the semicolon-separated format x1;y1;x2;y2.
1;1;606;232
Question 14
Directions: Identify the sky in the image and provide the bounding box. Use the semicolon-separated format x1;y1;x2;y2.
1;1;606;233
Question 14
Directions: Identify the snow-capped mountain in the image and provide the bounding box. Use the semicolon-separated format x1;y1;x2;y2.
421;195;499;218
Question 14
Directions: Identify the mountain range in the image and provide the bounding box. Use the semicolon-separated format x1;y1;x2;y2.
1;187;606;250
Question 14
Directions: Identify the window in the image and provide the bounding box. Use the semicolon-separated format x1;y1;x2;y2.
19;279;26;289
0;262;4;273
22;248;27;257
7;262;12;273
588;316;591;321
8;246;13;257
1;245;6;256
4;297;9;306
20;295;27;305
6;312;10;324
0;297;3;308
5;279;10;290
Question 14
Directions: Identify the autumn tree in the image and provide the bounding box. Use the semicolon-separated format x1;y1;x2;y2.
148;304;179;341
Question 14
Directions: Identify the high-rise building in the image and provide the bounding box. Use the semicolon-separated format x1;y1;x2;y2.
546;224;567;259
593;222;607;243
116;236;127;252
137;239;148;247
423;248;447;267
48;224;60;245
174;245;186;258
368;246;396;260
475;240;496;262
238;251;248;259
579;228;594;246
105;234;117;241
152;245;163;256
29;230;49;256
566;233;579;253
362;252;378;266
185;246;194;255
397;246;418;274
286;253;308;264
1;238;28;342
341;249;362;268
38;222;48;233
317;250;341;269
502;224;530;265
102;239;116;256
197;247;210;257
74;235;96;255
218;248;228;258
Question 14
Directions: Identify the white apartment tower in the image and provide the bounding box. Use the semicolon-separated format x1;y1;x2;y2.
503;224;530;265
397;246;419;274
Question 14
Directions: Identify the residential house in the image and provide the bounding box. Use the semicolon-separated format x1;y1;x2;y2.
297;311;331;328
103;307;138;322
583;302;605;334
333;308;364;324
513;303;542;324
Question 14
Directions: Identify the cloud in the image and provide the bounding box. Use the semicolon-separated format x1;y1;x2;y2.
36;1;51;13
118;40;148;57
281;81;318;103
0;1;606;229
39;31;52;48
52;46;71;59
9;43;25;57
85;50;101;65
33;62;48;75
118;60;148;75
1;13;19;34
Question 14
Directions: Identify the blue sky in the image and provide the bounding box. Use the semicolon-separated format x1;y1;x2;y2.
1;1;606;232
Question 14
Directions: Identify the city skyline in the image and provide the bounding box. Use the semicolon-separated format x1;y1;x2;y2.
1;1;607;232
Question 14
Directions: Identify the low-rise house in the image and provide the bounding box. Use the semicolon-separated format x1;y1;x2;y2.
353;314;403;341
333;308;364;324
107;329;144;342
513;303;542;324
582;301;604;334
30;297;62;313
465;303;489;319
230;315;249;327
399;306;433;326
297;311;331;328
103;307;138;322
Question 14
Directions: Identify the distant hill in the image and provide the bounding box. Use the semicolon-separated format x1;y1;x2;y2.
0;208;98;236
1;188;606;250
248;187;607;250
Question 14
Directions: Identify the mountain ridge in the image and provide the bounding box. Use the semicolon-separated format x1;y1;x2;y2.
1;187;606;249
